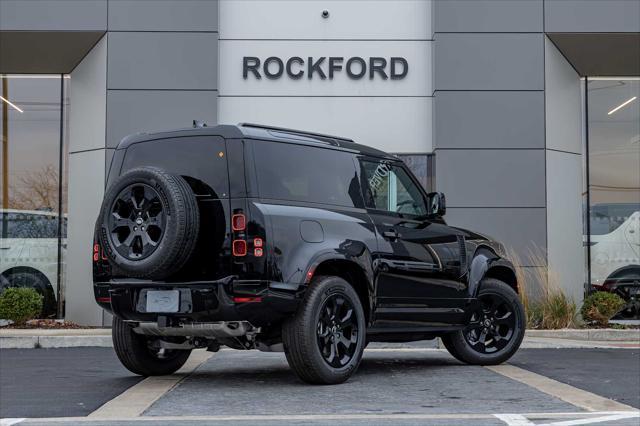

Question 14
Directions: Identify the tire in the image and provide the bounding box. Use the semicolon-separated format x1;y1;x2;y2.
442;278;525;365
112;316;191;376
97;167;199;280
282;275;366;385
1;269;56;317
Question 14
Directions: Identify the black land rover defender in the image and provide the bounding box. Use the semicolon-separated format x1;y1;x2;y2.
93;123;525;385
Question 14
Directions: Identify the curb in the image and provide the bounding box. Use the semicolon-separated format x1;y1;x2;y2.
526;328;640;341
1;328;638;349
0;329;112;349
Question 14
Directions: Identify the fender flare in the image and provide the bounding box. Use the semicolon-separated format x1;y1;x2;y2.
468;248;516;298
302;244;376;320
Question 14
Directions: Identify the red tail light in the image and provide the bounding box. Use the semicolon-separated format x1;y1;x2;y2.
93;244;99;262
233;296;262;303
254;248;263;257
96;297;111;303
233;239;247;256
253;237;263;247
232;214;246;231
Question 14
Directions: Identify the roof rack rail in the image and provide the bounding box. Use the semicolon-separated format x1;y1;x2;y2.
239;123;354;144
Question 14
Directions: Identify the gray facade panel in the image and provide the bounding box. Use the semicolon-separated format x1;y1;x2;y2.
106;90;218;148
0;0;106;31
108;0;218;32
434;91;545;149
435;149;546;208
446;207;547;266
545;0;640;33
434;34;544;91
434;0;543;33
107;32;218;90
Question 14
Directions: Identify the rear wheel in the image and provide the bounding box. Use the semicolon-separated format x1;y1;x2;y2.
442;278;525;365
282;276;366;384
112;316;191;376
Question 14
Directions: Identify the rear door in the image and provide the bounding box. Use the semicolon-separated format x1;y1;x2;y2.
121;136;232;280
358;158;468;327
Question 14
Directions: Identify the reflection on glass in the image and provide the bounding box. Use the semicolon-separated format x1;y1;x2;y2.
395;154;434;192
0;75;69;318
587;78;640;319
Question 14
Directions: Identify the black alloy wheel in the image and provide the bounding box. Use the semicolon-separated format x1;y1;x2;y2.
108;184;165;260
441;278;525;365
316;294;359;368
97;167;200;280
282;275;366;384
463;292;516;354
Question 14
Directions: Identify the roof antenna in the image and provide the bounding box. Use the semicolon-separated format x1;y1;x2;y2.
193;120;208;128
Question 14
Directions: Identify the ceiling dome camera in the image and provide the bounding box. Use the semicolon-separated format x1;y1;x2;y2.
321;9;329;19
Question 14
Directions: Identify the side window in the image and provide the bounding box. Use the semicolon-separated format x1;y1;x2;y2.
361;160;427;216
4;213;57;238
253;141;363;208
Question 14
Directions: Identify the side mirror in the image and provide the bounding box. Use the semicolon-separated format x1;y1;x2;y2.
427;192;446;217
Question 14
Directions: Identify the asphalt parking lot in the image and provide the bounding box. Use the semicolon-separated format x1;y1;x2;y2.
1;346;639;425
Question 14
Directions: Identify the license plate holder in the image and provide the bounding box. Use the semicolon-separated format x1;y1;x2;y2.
145;290;180;313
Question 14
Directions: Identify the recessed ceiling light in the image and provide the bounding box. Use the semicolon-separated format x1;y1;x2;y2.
608;96;637;115
0;95;24;113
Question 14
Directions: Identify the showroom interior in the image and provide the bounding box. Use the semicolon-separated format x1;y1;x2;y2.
0;0;638;326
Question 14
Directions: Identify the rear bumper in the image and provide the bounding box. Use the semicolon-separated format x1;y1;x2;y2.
93;276;304;326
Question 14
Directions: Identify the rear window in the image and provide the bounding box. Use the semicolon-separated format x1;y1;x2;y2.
122;136;229;198
252;141;363;208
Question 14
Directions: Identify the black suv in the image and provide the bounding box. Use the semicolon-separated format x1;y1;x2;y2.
93;123;524;384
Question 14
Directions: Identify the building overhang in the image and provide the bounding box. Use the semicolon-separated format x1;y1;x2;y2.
0;31;105;74
547;32;640;76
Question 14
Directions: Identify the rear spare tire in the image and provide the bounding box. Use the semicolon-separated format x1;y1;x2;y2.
97;167;199;280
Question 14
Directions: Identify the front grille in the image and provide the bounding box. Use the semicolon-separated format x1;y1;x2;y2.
457;236;467;272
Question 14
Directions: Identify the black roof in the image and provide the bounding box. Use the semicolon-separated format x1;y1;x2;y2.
117;123;395;159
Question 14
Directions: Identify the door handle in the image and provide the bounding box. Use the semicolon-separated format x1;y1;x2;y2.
383;230;399;240
0;247;10;250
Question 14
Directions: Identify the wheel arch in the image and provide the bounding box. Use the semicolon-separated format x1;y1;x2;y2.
469;248;518;297
309;257;374;325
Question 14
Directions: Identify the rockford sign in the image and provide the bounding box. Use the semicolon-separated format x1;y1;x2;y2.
242;56;408;80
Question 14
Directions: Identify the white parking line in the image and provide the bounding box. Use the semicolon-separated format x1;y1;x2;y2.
540;412;640;426
495;414;536;425
87;350;212;419
0;419;26;426
4;412;640;424
495;411;640;426
486;365;639;413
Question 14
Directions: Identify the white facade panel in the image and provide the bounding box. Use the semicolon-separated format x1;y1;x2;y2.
218;40;432;96
219;96;432;153
545;37;582;154
65;149;106;326
546;150;584;303
69;35;106;152
219;0;431;40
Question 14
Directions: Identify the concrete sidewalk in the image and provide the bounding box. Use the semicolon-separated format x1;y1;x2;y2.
1;328;637;349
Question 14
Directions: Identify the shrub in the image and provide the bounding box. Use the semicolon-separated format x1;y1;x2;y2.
581;291;626;326
0;287;43;324
509;247;578;329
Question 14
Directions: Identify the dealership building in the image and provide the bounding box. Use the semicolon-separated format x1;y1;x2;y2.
0;0;638;326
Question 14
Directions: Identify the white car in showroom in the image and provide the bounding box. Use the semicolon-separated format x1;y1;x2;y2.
589;204;640;318
0;209;66;317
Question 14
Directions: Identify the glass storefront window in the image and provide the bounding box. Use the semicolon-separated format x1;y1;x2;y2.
586;78;640;319
0;75;69;318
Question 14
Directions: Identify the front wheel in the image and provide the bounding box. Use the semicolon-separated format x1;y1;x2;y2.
442;278;525;365
112;316;191;376
282;276;366;384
